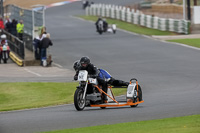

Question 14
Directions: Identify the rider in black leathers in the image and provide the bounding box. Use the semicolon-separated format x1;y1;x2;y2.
102;18;108;32
95;17;102;32
95;17;108;33
74;56;108;102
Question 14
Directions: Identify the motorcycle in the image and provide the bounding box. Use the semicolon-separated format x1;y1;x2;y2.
97;21;104;35
74;70;144;111
0;45;10;63
97;23;117;35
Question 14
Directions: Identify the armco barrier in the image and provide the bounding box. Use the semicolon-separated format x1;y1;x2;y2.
9;52;24;66
86;4;190;34
2;30;25;59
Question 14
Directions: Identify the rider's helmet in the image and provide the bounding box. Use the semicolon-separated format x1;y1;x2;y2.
73;60;80;71
1;34;6;40
80;56;90;68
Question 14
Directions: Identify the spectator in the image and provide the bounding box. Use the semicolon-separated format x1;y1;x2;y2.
11;19;18;36
4;16;11;24
0;17;5;30
17;20;24;40
39;33;53;66
5;19;12;33
39;26;46;39
33;36;41;60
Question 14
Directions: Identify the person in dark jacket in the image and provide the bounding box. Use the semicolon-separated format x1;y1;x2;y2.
74;56;108;102
5;19;12;33
39;33;53;65
11;19;18;36
33;36;41;60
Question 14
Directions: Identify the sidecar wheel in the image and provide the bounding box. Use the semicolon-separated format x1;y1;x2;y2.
74;89;85;111
131;85;142;107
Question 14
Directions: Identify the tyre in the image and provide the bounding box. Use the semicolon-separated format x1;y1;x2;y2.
100;107;106;109
3;52;7;63
3;58;7;63
131;85;142;107
74;88;85;111
98;31;102;35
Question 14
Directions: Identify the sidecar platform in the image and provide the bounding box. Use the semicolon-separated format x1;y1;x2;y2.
90;100;144;107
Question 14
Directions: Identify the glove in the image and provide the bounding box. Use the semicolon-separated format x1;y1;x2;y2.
74;75;78;80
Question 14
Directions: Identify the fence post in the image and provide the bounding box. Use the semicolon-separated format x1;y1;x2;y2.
153;16;159;29
102;4;105;17
146;15;152;28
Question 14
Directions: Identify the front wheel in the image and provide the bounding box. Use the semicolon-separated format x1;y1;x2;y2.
131;85;142;107
3;52;8;63
74;88;85;111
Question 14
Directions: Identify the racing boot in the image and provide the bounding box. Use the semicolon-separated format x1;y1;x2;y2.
102;93;108;103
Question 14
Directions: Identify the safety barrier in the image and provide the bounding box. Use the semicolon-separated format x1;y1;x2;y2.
86;4;190;34
9;52;24;66
2;30;25;59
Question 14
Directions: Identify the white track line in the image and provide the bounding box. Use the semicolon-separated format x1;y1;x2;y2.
52;62;63;68
24;68;42;77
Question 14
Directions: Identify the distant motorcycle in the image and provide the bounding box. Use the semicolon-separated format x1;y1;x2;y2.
97;24;117;35
0;45;10;63
97;21;104;35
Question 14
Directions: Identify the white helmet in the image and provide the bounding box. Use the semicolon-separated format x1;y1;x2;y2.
1;34;6;39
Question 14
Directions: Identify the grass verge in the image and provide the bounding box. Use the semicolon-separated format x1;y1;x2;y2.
43;114;200;133
0;82;126;111
79;16;177;36
168;38;200;48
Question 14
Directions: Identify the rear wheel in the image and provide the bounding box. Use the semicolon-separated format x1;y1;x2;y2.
131;85;142;107
3;52;7;63
74;89;85;111
98;31;102;35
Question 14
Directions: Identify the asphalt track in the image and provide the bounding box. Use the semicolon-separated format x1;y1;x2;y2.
0;0;200;133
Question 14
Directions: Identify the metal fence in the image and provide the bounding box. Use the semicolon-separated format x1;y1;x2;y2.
86;4;190;34
2;30;25;59
3;5;44;52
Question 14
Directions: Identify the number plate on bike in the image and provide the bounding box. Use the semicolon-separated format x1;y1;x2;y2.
88;78;97;84
78;70;88;81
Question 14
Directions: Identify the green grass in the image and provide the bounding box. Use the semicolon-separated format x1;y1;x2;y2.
79;16;177;36
0;82;126;111
43;114;200;133
168;38;200;48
